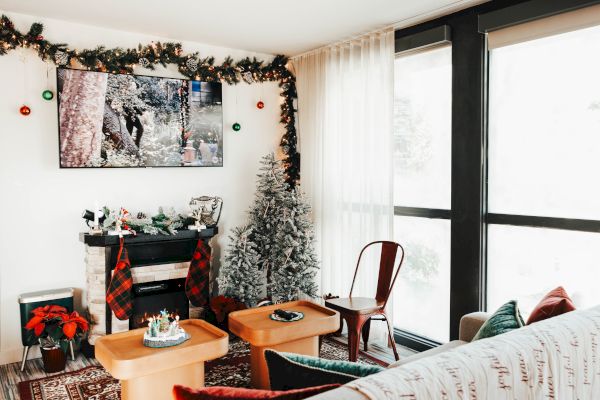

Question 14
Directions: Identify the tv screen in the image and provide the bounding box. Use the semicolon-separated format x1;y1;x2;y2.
57;68;223;168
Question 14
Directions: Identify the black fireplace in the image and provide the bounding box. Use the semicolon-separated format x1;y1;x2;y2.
130;278;189;329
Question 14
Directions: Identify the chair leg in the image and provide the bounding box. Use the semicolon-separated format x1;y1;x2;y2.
347;315;370;362
382;313;399;361
361;318;371;352
346;315;361;362
20;346;30;372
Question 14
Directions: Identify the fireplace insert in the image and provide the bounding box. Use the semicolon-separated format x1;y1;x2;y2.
130;278;189;329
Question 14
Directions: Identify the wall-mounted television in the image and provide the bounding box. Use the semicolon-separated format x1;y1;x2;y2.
57;68;223;168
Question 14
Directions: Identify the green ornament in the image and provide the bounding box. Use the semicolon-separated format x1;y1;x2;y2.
42;90;54;101
232;122;241;132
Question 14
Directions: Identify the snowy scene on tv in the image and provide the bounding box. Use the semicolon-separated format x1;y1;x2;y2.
57;68;223;168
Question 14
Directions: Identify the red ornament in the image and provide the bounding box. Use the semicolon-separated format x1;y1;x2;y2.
35;35;44;41
19;105;31;116
256;100;265;109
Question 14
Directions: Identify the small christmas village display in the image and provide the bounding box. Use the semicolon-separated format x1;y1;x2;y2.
143;310;190;348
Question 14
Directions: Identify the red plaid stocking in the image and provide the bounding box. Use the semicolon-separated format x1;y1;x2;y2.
186;239;211;307
106;238;133;320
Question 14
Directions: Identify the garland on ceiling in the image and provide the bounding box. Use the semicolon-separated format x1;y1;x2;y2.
0;15;299;187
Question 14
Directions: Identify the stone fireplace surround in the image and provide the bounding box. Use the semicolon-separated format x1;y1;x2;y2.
81;229;217;345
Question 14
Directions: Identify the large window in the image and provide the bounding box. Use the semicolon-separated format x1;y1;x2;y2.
391;0;600;347
487;24;600;317
393;44;452;343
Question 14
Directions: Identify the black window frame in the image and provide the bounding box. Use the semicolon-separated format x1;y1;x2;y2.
393;0;600;350
392;28;453;350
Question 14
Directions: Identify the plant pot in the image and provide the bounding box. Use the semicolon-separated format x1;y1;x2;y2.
41;347;66;373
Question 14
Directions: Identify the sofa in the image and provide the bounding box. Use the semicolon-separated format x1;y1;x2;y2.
307;311;488;399
310;306;600;399
387;311;489;368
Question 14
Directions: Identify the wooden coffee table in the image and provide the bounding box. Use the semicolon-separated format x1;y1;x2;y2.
95;319;228;400
228;300;339;389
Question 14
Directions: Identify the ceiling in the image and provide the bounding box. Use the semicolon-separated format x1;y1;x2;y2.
0;0;485;56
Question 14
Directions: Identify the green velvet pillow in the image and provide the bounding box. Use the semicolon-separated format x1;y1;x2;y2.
473;300;525;341
265;350;384;390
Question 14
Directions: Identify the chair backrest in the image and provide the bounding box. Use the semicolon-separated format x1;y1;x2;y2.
349;241;405;308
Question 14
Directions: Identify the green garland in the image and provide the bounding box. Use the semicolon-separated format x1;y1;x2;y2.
0;15;299;187
101;207;193;236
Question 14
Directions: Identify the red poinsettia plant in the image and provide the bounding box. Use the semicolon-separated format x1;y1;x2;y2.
207;295;247;331
25;305;89;350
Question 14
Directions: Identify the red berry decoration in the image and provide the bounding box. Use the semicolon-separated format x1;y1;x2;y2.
256;100;265;109
35;35;44;41
19;105;31;116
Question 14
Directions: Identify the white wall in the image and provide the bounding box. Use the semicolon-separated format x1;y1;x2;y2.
0;11;283;364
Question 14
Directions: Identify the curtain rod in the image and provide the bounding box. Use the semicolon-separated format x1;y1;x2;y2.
291;26;393;60
291;0;487;60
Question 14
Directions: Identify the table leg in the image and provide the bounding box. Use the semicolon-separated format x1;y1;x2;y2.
250;336;319;390
120;361;204;400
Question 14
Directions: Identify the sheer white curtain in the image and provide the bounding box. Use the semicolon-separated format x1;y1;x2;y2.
293;29;395;342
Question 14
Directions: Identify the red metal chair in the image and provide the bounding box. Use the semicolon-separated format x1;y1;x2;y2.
325;241;404;362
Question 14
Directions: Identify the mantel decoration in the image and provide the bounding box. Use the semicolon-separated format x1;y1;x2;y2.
188;196;223;230
0;14;299;186
82;200;223;236
104;206;190;236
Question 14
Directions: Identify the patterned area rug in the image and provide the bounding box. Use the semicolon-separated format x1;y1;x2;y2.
18;336;383;399
18;366;119;400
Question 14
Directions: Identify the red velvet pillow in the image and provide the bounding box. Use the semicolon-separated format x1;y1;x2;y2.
172;384;341;400
526;286;576;325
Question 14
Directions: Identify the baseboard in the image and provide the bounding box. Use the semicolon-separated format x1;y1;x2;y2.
0;346;40;366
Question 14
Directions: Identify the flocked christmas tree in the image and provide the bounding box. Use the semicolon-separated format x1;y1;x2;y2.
218;153;319;305
270;190;319;302
249;153;290;282
217;225;263;306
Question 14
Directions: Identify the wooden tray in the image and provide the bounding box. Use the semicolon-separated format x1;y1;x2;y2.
228;300;339;347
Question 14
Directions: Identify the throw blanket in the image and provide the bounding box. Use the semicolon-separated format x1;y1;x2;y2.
348;306;600;399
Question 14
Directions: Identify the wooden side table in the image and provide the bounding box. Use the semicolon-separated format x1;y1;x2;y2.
95;319;228;400
229;300;340;389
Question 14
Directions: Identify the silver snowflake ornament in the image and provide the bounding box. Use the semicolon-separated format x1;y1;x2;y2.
138;57;150;68
54;50;69;66
186;58;198;72
242;72;254;84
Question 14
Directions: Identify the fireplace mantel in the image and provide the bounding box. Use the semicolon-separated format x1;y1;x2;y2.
80;227;218;247
82;227;218;344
